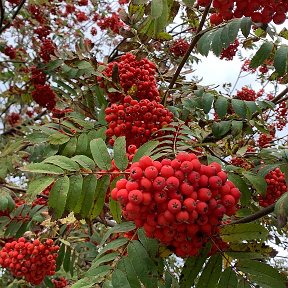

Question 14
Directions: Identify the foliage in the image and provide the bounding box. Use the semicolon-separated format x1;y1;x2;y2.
0;0;288;287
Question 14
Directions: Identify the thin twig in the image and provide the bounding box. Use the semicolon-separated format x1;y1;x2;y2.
0;0;5;31
163;1;212;106
230;203;275;225
0;0;26;35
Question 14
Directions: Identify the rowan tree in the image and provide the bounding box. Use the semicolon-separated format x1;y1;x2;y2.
0;0;288;287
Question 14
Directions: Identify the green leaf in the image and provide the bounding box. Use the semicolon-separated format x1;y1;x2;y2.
182;0;195;6
220;223;268;242
79;175;98;218
127;241;158;288
228;173;251;206
274;45;288;76
71;155;95;170
48;176;70;219
231;99;246;119
243;172;267;195
202;93;214;114
217;267;238;288
231;121;243;136
179;247;210;288
244;101;257;119
48;132;70;145
100;222;136;246
66;174;83;212
137;229;158;258
196;254;222;288
153;0;169;35
63;246;71;272
212;121;231;138
250;42;274;68
240;17;252;38
227;19;241;42
75;133;88;155
274;192;288;227
112;269;132;288
26;176;54;201
43;155;80;171
236;260;285;288
212;29;224;57
90;139;112;170
151;0;163;18
110;198;122;223
89;174;110;219
97;238;128;259
197;31;214;56
214;96;228;118
132;140;159;162
117;257;142;288
20;163;64;175
61;137;77;157
113;137;129;171
92;252;119;268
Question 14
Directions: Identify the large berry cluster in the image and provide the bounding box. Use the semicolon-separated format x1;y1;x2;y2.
105;96;173;147
258;168;287;207
203;0;288;25
169;39;190;58
0;238;59;285
220;39;239;61
112;153;241;257
100;53;160;103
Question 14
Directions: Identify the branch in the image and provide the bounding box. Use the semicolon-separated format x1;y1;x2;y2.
271;86;288;104
163;1;212;105
0;0;5;31
0;0;26;35
231;203;275;225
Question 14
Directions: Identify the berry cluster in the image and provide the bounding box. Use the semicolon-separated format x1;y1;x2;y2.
275;101;288;131
236;86;260;101
100;53;160;103
34;25;51;39
258;168;287;207
220;39;239;61
0;238;59;285
169;39;190;58
52;277;68;288
204;1;288;25
75;11;89;22
97;12;124;34
3;46;17;59
6;112;21;127
258;133;274;148
230;157;253;170
112;153;241;257
105;96;173;147
30;66;46;85
39;39;56;62
31;84;56;110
